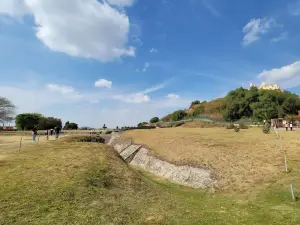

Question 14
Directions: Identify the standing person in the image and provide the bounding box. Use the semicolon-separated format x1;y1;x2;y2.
55;126;61;139
45;129;49;140
50;129;53;136
285;123;288;131
32;127;38;141
290;122;293;131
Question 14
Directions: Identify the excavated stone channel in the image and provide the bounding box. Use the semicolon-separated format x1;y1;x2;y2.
106;133;217;189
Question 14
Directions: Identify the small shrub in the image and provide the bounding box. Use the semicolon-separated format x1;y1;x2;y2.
190;100;200;108
263;122;271;134
226;124;235;129
239;123;248;129
75;136;105;143
234;126;240;132
193;105;205;116
150;117;159;123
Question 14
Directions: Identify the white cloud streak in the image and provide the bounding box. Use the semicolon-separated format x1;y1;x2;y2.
47;84;83;99
113;82;167;103
0;0;135;62
107;0;135;7
242;18;277;46
201;0;221;18
271;32;288;42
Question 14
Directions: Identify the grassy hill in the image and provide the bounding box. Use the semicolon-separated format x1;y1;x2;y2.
160;87;300;123
186;98;225;118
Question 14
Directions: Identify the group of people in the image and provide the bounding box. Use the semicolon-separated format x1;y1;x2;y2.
32;126;61;141
285;123;294;131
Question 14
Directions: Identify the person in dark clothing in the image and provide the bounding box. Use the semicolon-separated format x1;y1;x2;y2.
50;129;54;136
32;127;38;141
55;126;61;139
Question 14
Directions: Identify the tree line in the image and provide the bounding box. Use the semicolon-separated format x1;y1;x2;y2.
222;87;300;121
15;113;79;130
1;96;79;130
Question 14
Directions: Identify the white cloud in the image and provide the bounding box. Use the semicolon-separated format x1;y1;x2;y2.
0;81;193;128
242;18;276;46
0;0;135;62
257;61;300;88
95;79;112;88
0;0;28;18
150;48;158;53
47;84;83;99
143;83;165;94
166;93;180;99
107;0;135;7
113;93;151;103
113;82;166;103
142;62;150;72
271;32;288;42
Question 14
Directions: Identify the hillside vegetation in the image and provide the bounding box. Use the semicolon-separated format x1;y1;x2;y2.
161;87;300;122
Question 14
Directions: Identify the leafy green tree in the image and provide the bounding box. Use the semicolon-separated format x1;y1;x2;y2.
64;122;78;130
138;122;148;127
150;117;159;123
190;100;200;108
0;97;16;125
171;110;187;121
15;113;42;130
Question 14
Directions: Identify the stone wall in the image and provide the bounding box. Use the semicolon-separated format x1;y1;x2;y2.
106;133;217;189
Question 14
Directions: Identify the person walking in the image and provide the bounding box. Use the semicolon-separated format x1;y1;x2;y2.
55;126;61;139
50;129;54;136
285;123;288;131
32;127;38;141
290;122;293;131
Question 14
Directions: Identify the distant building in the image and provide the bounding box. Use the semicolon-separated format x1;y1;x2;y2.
249;82;281;91
271;110;300;128
1;126;17;131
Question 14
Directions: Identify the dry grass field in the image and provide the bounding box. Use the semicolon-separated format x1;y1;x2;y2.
1;133;300;224
123;127;300;194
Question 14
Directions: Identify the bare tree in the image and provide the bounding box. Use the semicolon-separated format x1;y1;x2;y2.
0;97;16;126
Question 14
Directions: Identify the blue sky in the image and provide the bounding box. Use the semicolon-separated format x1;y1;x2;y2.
1;0;300;127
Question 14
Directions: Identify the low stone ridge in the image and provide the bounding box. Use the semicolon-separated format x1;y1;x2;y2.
120;144;142;162
130;148;216;189
113;139;132;153
106;133;216;189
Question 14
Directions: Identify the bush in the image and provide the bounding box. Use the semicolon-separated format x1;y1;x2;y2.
190;100;200;107
239;123;248;129
150;117;159;123
74;136;105;143
171;110;187;121
234;127;240;132
226;124;235;129
193;105;205;116
263;122;271;134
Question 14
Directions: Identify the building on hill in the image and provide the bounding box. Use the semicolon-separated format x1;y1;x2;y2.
249;82;281;91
